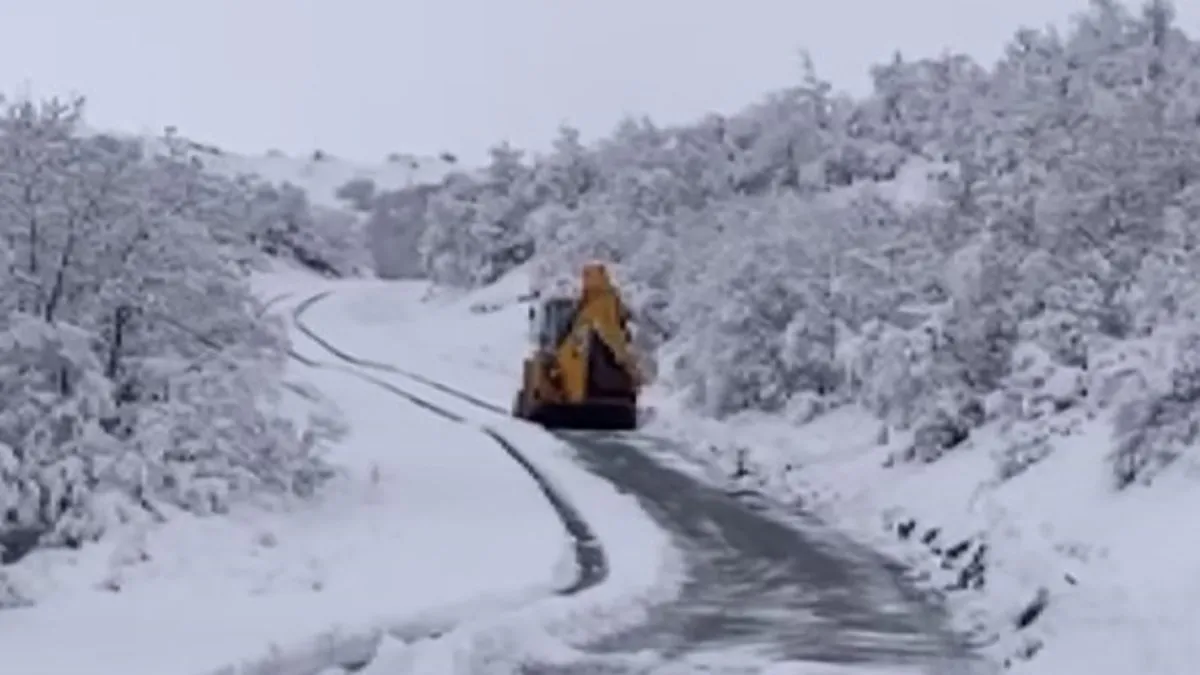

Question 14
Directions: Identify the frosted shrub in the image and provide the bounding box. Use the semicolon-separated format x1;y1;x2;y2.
417;144;539;287
1005;342;1086;420
1087;339;1159;411
784;390;828;425
0;317;119;541
850;322;933;428
1111;395;1190;488
131;354;335;512
678;267;824;417
689;317;792;417
1110;328;1200;488
849;317;987;464
994;433;1054;482
0;97;337;557
903;388;985;463
940;300;1020;395
1020;309;1088;369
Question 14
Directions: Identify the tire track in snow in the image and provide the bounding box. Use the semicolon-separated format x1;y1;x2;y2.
203;291;607;675
290;291;607;596
292;291;508;415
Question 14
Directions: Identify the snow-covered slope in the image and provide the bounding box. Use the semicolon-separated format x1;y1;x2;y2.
195;147;456;207
644;380;1200;675
113;128;458;208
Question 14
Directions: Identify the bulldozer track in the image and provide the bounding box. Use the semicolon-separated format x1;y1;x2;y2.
289;291;607;597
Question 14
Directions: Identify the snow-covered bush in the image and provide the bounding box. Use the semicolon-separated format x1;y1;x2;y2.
359;183;438;279
664;196;848;417
410;0;1200;486
335;176;376;212
243;181;368;277
417;143;538;287
0;96;334;553
1110;325;1200;488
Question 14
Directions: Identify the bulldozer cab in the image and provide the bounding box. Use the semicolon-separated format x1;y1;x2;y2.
530;296;576;351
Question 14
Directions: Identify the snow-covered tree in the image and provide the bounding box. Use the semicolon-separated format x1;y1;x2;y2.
0;96;336;555
362;183;437;279
410;0;1200;484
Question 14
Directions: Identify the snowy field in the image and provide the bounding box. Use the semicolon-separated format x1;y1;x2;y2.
0;269;676;675
317;265;1200;674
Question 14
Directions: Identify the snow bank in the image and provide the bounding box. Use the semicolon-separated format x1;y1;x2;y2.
642;384;1200;674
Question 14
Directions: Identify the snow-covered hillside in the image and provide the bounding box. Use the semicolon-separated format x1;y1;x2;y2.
7;0;1200;673
154;137;458;208
330;262;1200;674
91;122;457;208
645;349;1200;674
368;1;1200;672
179;138;461;280
193;146;457;208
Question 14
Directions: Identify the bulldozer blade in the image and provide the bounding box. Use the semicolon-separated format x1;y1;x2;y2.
526;401;638;431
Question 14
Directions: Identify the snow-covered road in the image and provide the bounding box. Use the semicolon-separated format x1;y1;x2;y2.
289;274;992;674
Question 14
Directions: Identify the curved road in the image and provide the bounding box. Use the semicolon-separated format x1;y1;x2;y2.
525;432;989;673
293;292;992;674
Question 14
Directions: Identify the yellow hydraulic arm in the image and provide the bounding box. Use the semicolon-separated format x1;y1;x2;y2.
516;262;641;430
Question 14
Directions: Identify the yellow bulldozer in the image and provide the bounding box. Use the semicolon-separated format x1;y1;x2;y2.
512;262;641;430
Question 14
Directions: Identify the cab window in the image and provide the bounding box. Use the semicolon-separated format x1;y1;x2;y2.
535;298;576;348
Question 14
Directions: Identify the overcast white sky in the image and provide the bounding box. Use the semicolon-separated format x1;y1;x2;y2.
2;0;1197;164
